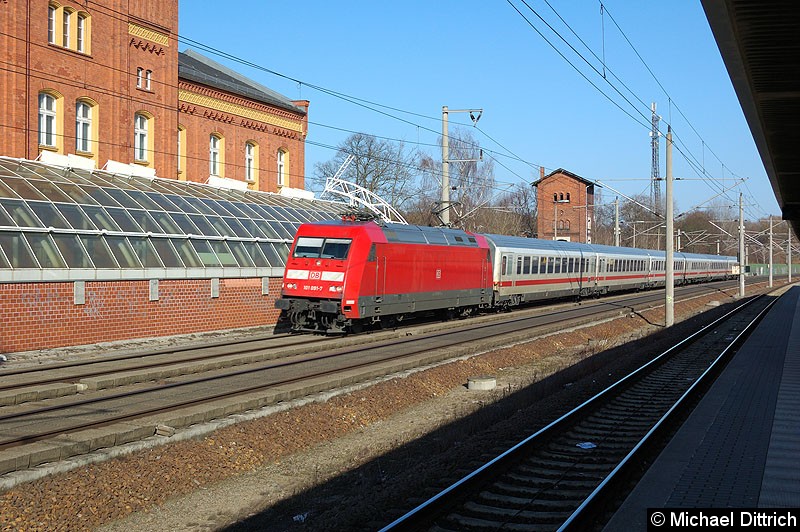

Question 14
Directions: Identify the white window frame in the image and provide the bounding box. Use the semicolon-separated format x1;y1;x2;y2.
277;149;285;186
38;93;57;147
75;101;92;152
62;10;70;48
245;142;255;181
209;135;220;176
48;5;57;44
136;67;143;88
134;113;148;162
145;70;152;90
76;14;86;53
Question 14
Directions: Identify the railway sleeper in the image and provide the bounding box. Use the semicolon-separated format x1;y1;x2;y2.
488;483;593;502
497;475;598;491
522;456;612;474
562;427;645;440
461;501;572;522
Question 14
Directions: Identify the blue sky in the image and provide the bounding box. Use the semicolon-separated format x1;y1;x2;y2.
178;1;777;222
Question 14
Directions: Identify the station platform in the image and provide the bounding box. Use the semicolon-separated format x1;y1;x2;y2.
606;285;800;530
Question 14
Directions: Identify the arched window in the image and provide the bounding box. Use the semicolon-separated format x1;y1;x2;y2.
38;92;58;147
136;67;143;88
76;13;87;52
566;192;571;202
553;193;558;202
62;8;71;48
565;219;571;230
559;193;564;201
134;113;149;162
75;100;92;153
209;134;222;176
245;141;258;183
48;4;57;44
277;149;286;186
558;220;565;230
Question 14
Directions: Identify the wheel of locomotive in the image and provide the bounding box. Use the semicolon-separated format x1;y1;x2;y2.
380;315;399;330
441;308;458;321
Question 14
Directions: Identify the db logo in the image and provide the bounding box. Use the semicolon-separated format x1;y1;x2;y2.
436;269;442;280
310;271;321;280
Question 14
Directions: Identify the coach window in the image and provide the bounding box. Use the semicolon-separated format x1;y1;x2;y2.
531;256;539;274
568;257;574;273
554;257;561;274
516;256;523;275
501;255;508;276
523;256;531;275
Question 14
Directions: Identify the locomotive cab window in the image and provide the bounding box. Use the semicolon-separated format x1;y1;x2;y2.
293;237;324;258
293;237;352;259
321;238;352;259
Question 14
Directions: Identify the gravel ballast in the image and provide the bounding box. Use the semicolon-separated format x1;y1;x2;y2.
0;284;773;531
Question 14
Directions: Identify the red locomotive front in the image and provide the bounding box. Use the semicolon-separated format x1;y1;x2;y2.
275;220;493;333
276;220;386;333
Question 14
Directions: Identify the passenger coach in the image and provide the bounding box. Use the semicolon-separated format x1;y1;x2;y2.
486;234;736;307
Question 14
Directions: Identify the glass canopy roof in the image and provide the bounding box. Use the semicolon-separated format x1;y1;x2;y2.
0;157;345;281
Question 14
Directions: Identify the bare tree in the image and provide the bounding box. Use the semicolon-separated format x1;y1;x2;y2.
445;129;496;230
311;133;421;211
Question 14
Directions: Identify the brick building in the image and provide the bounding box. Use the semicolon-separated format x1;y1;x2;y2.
0;0;307;192
0;1;329;354
533;168;596;243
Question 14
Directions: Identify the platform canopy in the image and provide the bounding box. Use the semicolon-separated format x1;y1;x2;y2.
0;158;345;282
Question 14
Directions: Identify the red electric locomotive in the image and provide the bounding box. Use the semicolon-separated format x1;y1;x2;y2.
275;219;493;333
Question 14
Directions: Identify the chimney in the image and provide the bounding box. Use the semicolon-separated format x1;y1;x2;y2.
540;167;545;179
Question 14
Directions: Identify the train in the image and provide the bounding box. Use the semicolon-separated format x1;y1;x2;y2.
275;219;738;334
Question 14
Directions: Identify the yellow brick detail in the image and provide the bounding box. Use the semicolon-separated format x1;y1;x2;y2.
128;23;170;46
178;90;302;133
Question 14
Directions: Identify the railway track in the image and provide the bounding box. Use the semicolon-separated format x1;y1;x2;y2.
0;280;746;476
381;292;776;531
1;280;740;402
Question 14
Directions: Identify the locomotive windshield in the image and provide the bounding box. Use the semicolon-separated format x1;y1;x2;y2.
293;237;352;259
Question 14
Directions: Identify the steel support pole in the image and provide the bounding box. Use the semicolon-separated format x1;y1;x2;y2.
441;106;449;225
665;127;674;327
769;215;773;288
739;193;745;298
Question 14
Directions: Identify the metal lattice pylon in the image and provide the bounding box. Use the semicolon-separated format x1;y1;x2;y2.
320;154;408;224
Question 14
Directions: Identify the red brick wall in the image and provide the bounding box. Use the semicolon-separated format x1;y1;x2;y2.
0;277;284;354
179;81;307;192
0;0;179;173
537;172;595;242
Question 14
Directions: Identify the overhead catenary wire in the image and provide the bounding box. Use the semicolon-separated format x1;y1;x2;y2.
5;3;768;221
